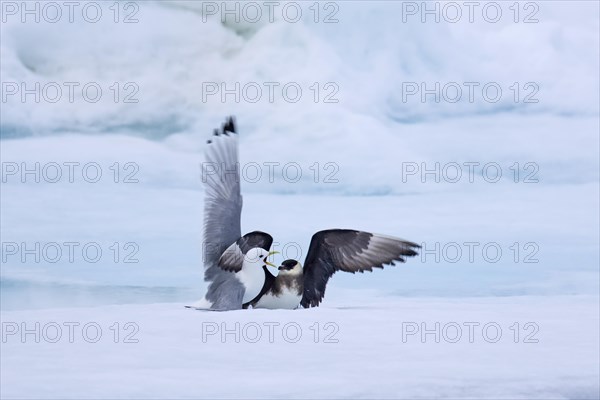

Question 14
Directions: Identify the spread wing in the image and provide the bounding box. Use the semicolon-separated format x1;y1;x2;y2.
202;116;241;280
300;229;420;308
202;117;245;309
218;231;274;272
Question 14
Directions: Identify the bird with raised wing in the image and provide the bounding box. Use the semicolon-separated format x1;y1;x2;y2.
191;117;420;310
188;118;277;310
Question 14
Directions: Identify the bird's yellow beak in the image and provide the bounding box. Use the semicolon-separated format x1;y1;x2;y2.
265;251;279;267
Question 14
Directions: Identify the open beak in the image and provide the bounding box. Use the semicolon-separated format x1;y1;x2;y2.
265;251;279;268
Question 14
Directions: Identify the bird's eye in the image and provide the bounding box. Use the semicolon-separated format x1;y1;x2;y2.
259;255;264;259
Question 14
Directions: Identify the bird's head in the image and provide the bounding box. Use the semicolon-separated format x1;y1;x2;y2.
244;247;278;268
277;259;303;275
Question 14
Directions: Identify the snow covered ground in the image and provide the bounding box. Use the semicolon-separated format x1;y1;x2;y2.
1;0;599;398
2;295;599;399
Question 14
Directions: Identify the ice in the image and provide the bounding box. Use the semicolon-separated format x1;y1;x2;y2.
1;295;598;399
1;128;598;300
1;0;598;398
1;1;598;138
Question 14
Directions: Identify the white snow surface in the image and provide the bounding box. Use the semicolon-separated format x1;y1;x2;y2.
2;295;599;399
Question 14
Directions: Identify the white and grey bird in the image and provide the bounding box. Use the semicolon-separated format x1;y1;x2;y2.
188;117;278;311
191;116;420;311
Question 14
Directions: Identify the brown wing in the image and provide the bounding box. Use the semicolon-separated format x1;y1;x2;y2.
300;229;420;308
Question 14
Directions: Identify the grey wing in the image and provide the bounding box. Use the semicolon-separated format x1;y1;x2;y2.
204;273;245;311
300;229;420;308
202;116;241;281
202;117;244;309
219;231;274;272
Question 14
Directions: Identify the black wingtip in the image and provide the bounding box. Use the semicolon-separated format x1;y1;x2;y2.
210;116;236;141
223;116;236;134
